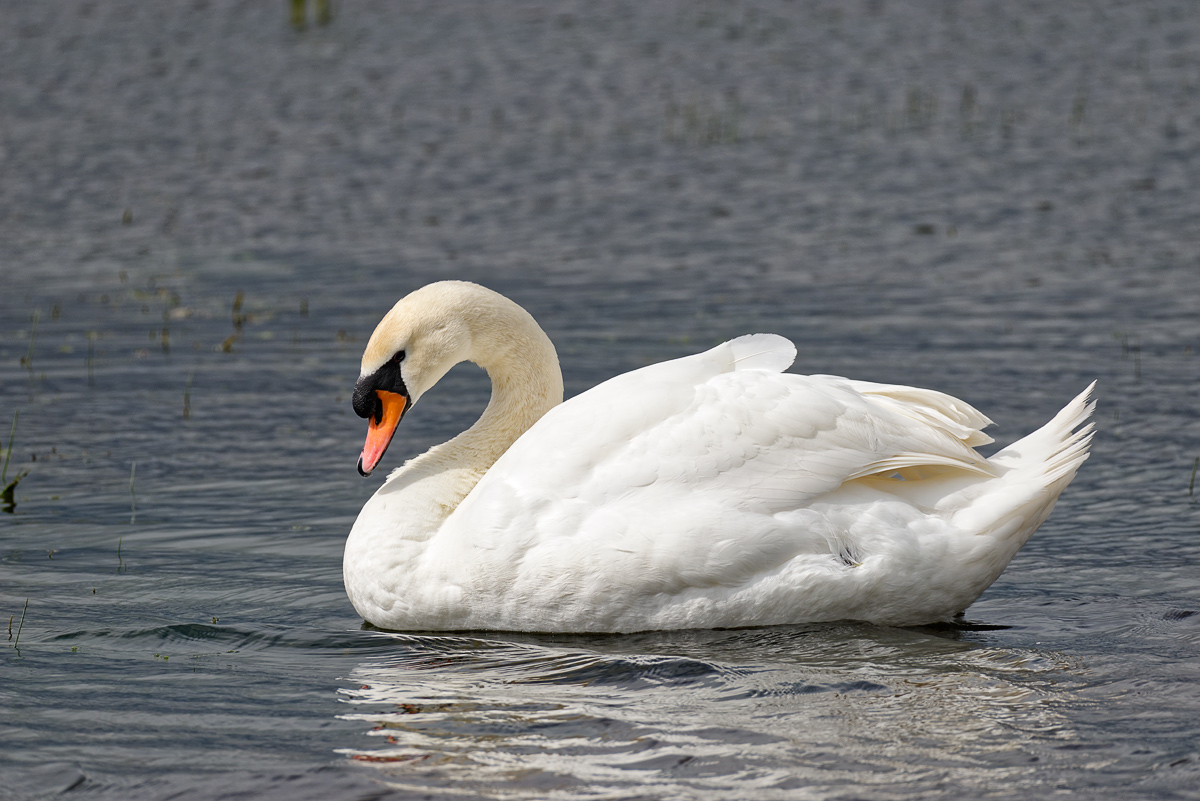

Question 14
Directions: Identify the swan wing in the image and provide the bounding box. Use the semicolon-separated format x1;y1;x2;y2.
436;336;993;595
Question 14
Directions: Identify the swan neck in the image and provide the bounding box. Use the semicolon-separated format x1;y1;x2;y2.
457;312;563;469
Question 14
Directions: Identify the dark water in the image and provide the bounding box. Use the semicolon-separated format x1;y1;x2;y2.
3;2;1200;798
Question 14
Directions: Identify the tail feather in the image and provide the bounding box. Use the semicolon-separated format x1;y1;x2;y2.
991;381;1097;484
950;383;1095;542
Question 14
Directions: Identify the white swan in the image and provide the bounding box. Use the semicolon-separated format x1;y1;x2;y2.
344;281;1094;633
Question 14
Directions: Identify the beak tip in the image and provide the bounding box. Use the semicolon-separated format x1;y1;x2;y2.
357;456;372;477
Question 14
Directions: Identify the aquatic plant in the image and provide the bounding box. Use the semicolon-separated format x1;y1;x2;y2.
1;411;28;512
10;599;28;649
129;462;137;524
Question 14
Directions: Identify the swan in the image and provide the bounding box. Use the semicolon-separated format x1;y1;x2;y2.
344;281;1094;633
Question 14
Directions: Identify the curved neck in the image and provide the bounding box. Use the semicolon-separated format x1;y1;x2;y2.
371;298;564;523
449;317;564;474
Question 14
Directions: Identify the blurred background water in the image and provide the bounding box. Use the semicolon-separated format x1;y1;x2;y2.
2;1;1199;799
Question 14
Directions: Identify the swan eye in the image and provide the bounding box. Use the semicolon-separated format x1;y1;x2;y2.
392;350;405;365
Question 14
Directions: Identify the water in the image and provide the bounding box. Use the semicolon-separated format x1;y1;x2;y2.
3;1;1200;798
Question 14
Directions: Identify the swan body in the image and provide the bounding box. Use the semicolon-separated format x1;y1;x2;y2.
344;281;1094;633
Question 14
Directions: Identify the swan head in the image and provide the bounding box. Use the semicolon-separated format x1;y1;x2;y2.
353;283;477;476
352;280;563;477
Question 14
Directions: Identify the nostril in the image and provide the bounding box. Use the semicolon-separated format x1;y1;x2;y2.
352;380;377;419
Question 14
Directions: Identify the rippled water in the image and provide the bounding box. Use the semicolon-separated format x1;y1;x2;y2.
3;2;1200;799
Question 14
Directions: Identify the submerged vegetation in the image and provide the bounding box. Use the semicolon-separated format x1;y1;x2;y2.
2;410;27;513
129;462;137;524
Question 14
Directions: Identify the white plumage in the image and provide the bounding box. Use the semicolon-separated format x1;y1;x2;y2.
344;281;1094;632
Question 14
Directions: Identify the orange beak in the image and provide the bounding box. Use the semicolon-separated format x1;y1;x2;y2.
358;390;407;476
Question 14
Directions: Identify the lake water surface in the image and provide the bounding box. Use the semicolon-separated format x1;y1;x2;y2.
3;2;1200;799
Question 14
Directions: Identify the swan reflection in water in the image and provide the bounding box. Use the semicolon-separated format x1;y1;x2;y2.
336;624;1087;797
